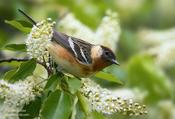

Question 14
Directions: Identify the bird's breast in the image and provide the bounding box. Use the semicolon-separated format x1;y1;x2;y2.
47;42;94;77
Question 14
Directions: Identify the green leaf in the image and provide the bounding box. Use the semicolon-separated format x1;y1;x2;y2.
19;97;42;119
74;100;86;119
0;30;8;48
3;44;26;52
95;72;123;84
77;92;90;116
128;55;173;103
7;59;36;82
5;20;31;33
44;74;60;92
91;111;106;119
3;69;17;80
66;77;81;94
41;90;73;119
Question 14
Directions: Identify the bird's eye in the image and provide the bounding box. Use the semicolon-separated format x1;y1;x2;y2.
105;51;109;56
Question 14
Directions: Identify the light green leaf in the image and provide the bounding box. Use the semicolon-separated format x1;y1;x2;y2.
95;72;123;84
77;92;90;116
4;44;26;52
74;100;86;119
91;111;106;119
71;96;86;119
67;77;81;94
3;69;17;80
5;20;31;33
128;55;173;103
7;59;36;82
41;90;73;119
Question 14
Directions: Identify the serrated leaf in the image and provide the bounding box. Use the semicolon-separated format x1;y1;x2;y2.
8;59;36;82
95;72;123;84
4;44;26;52
67;77;81;94
41;90;73;119
5;20;31;33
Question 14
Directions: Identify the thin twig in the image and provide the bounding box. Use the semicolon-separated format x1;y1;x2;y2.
0;58;53;76
0;58;29;63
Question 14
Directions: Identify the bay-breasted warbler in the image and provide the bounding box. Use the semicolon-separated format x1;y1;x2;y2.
19;9;119;77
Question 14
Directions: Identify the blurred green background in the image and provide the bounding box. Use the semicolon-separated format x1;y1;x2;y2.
1;0;175;119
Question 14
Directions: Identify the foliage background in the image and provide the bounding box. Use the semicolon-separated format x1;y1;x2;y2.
0;0;175;119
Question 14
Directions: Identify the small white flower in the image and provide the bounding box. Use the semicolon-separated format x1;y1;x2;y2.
147;41;175;67
137;28;175;48
0;75;45;119
80;79;147;115
95;10;121;51
57;13;95;44
137;28;175;67
26;18;55;64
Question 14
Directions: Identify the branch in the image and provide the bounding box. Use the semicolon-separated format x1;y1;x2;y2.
0;58;29;63
0;58;53;76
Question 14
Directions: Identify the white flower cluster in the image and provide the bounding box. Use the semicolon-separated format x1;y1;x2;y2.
95;10;121;51
26;18;56;63
0;76;44;119
138;28;175;48
57;10;120;51
80;79;147;115
147;41;175;67
57;13;95;44
137;28;175;67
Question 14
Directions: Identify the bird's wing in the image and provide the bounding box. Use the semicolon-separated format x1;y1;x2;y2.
52;31;93;64
17;10;93;65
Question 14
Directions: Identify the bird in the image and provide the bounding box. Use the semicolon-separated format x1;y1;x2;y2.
18;9;119;77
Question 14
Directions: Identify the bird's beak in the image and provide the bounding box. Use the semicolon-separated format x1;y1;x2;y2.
111;59;120;65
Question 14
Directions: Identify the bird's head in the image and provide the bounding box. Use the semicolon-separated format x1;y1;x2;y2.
91;45;119;69
100;46;119;65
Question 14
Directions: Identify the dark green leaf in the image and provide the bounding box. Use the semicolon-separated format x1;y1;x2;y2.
4;44;26;52
8;59;36;82
44;74;60;92
41;90;73;119
16;20;33;28
67;77;81;94
95;72;123;84
5;20;31;33
19;97;42;119
0;30;8;48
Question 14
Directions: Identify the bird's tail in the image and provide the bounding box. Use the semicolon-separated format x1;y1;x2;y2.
18;9;36;25
18;9;73;52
